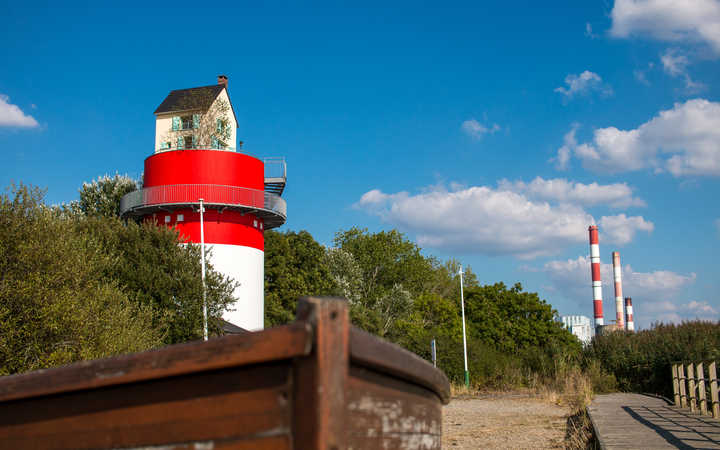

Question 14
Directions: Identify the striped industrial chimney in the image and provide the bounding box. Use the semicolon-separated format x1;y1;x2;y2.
589;226;604;329
625;297;635;331
612;251;624;329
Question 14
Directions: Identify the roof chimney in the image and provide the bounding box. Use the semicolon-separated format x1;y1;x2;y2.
217;74;228;88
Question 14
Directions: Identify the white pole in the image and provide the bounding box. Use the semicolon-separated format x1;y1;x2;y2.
459;265;469;386
199;198;208;341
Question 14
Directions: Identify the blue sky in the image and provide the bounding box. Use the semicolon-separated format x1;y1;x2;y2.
2;1;719;328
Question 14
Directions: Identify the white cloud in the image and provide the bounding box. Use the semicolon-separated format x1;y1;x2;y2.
552;125;578;170
633;69;650;85
660;49;704;90
585;22;598;39
661;49;690;76
498;177;646;209
610;0;720;54
554;71;613;99
0;95;39;128
355;184;653;259
557;99;720;176
598;214;654;244
542;255;700;325
461;119;501;140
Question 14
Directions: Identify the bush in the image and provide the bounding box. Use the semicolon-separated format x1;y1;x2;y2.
583;321;720;397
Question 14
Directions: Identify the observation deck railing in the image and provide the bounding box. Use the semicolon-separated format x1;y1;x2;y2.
119;184;287;229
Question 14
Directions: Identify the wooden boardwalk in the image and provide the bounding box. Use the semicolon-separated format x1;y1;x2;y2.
588;393;720;449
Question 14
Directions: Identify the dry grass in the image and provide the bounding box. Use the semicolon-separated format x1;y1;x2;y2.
444;368;597;449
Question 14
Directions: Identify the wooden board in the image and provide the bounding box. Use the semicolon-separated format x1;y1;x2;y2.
346;365;443;450
0;363;293;449
0;297;451;449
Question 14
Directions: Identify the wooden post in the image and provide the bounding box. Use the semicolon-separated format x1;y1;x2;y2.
672;364;680;406
679;364;688;408
688;363;697;413
710;361;720;419
697;362;707;415
294;297;349;450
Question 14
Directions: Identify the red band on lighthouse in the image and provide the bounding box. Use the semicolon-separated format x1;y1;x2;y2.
589;225;604;328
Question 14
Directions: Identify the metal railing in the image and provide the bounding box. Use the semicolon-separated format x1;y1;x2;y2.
155;146;238;153
119;184;286;227
263;157;287;180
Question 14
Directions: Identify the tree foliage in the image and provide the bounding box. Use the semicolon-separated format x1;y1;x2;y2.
261;226;579;385
0;185;160;374
0;183;236;375
78;174;138;218
264;230;337;327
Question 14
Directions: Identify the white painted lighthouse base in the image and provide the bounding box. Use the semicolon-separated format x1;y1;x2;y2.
206;243;265;331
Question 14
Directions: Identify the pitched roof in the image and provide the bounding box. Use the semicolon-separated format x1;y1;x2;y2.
154;84;238;127
154;84;225;114
220;319;249;335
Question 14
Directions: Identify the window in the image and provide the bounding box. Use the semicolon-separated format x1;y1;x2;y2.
172;114;200;131
184;135;195;149
211;137;227;150
165;215;171;224
177;214;184;222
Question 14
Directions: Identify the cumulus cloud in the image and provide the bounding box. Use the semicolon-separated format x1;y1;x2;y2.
610;0;720;54
555;99;720;176
0;95;39;128
355;184;653;259
542;255;700;325
554;71;613;99
461;119;501;140
498;177;646;209
598;214;654;244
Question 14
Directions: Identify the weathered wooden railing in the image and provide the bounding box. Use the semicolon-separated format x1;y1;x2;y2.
671;360;720;418
0;297;450;449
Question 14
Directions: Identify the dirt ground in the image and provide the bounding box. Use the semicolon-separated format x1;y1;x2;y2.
442;393;572;449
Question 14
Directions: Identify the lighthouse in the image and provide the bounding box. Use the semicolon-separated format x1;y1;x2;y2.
120;76;287;331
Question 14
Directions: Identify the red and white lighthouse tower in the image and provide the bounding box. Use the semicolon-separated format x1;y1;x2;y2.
120;76;286;331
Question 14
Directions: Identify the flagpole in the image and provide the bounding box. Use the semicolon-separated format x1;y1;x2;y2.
199;198;208;341
459;265;469;386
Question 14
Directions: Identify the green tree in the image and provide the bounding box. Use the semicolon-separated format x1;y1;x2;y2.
464;282;580;355
78;174;138;218
264;230;337;327
75;215;237;344
0;185;162;375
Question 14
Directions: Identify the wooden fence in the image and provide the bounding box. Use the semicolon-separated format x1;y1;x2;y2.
671;361;720;418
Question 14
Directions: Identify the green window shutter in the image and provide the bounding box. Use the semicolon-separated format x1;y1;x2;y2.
193;114;200;129
211;137;218;149
192;135;198;148
216;118;222;133
177;136;184;149
172;116;180;131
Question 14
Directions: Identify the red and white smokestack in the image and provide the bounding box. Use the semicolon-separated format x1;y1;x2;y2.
589;226;604;328
612;251;624;329
625;297;635;331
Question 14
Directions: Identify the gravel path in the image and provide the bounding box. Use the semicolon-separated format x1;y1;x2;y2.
442;393;571;449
